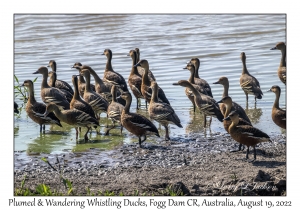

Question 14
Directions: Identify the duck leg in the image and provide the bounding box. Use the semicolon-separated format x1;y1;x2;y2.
84;127;90;142
40;125;43;133
145;100;148;109
104;121;116;136
246;93;248;103
136;99;139;110
43;125;45;132
230;143;245;153
164;125;170;140
253;146;256;160
246;146;250;159
203;113;207;128
120;124;123;134
75;127;79;139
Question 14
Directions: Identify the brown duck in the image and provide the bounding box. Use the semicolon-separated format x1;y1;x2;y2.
22;80;62;132
71;62;96;98
135;59;170;108
33;66;70;110
239;52;263;102
135;48;156;81
44;103;99;142
189;58;213;98
174;80;223;127
48;71;73;103
105;85;124;135
213;76;251;124
270;42;286;85
149;81;182;140
120;91;159;147
47;60;74;95
127;49;144;109
267;85;286;129
224;111;271;161
102;49;129;92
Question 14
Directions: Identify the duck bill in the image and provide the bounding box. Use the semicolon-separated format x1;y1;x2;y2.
266;89;272;92
212;81;220;84
216;99;222;104
32;70;39;74
270;47;277;50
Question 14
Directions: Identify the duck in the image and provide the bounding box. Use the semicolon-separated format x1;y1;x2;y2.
213;76;251;124
135;48;156;81
47;60;74;95
105;85;124;135
149;81;182;140
239;52;263;103
14;102;19;114
135;59;170;108
173;80;223;127
73;64;113;103
216;96;252;152
71;62;96;98
48;71;73;103
267;85;286;129
189;58;213;98
184;62;210;112
44;103;99;142
127;49;144;109
70;75;96;119
120;91;159;147
216;96;252;133
33;66;70;110
21;80;62;132
79;68;109;121
270;42;286;85
102;49;129;92
224;111;271;161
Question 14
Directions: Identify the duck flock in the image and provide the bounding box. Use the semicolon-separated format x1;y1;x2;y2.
14;42;286;161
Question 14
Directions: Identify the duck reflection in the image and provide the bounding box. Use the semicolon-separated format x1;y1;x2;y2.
245;106;262;124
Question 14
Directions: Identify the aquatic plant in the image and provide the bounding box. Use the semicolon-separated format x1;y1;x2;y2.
14;74;37;101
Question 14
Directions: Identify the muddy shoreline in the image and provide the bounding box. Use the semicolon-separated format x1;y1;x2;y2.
14;132;286;196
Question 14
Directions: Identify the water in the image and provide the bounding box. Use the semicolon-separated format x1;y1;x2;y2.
14;14;286;155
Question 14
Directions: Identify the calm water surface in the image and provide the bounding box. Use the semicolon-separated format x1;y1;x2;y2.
14;14;286;155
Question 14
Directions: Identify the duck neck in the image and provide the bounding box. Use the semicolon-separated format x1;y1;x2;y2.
273;91;280;109
51;62;57;72
105;53;113;72
194;62;200;78
89;67;103;87
72;78;80;100
27;85;36;104
111;86;117;102
49;73;56;87
84;73;92;92
228;116;239;130
123;96;132;114
185;82;201;99
41;72;50;89
224;102;232;117
52;106;64;120
150;83;159;103
280;47;286;67
222;81;229;98
188;68;195;84
142;65;150;86
130;52;139;76
241;58;249;75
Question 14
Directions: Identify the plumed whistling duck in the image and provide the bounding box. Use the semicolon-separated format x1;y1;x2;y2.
239;52;263;103
189;58;213;98
33;66;70;110
22;80;62;132
267;85;286;129
127;49;143;109
44;103;99;142
135;48;156;81
105;85;124;135
48;71;73;103
135;59;170;108
174;80;223;127
79;68;109;121
224;111;271;161
149;81;182;140
270;42;286;85
120;91;159;147
71;62;96;98
47;60;74;95
102;49;129;92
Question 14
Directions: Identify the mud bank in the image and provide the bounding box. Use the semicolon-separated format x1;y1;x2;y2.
14;133;286;196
